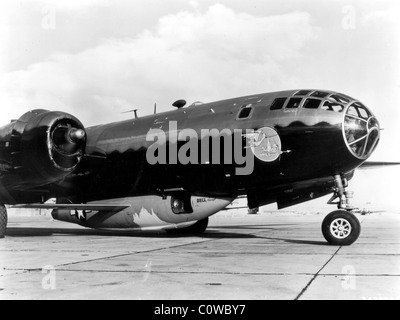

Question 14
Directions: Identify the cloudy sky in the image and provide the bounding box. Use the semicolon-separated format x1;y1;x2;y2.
0;0;399;160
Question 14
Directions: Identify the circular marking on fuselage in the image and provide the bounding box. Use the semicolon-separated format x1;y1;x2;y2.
249;127;282;162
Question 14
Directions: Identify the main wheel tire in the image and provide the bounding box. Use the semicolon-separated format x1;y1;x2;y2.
0;205;8;239
322;210;361;246
167;218;209;235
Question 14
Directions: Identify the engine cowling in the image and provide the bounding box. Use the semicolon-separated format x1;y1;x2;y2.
0;109;86;189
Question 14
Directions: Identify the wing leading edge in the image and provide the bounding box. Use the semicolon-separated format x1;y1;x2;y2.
359;162;400;169
12;204;131;211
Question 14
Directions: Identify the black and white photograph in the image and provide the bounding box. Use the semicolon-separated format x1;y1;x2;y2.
0;0;399;304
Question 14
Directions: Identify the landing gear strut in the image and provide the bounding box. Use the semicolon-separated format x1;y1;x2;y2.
322;175;361;246
327;175;354;211
0;204;8;239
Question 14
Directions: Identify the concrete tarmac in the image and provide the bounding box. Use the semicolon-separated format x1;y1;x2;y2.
1;212;399;300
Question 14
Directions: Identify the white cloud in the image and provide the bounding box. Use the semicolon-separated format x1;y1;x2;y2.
361;8;400;27
30;0;111;12
0;0;110;15
0;25;10;75
0;4;320;126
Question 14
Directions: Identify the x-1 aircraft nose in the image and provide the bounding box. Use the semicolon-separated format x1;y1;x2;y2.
343;102;380;160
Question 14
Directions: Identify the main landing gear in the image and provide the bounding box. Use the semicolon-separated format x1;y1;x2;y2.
322;175;361;246
0;204;8;239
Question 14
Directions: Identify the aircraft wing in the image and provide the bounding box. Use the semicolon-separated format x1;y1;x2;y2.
359;162;400;169
12;204;131;212
221;206;249;211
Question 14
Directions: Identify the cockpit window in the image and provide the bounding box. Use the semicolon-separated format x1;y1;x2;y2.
270;98;287;110
311;91;330;98
303;98;321;109
347;106;359;117
295;90;312;96
347;102;371;120
321;101;344;113
237;105;253;120
344;102;380;159
286;97;302;109
357;107;370;120
330;95;350;104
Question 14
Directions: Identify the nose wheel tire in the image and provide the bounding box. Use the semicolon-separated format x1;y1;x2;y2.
0;205;7;239
322;210;361;246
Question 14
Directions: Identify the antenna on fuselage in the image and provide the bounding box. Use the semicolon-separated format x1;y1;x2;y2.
122;109;139;119
154;103;157;115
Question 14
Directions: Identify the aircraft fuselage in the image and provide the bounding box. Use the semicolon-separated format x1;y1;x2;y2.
0;89;380;210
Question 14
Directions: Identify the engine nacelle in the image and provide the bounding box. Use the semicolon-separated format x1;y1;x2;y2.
0;109;86;189
52;195;234;230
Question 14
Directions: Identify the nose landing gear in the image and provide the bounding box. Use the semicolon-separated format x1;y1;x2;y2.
0;204;8;239
322;175;361;246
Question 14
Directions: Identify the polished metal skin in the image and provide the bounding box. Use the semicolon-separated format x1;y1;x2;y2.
0;89;380;235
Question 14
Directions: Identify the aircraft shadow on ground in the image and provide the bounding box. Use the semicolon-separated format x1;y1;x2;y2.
5;227;262;239
209;224;297;230
4;225;329;246
255;236;328;246
4;223;293;238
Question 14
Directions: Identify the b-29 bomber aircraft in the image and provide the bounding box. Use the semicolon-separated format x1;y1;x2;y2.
0;89;382;245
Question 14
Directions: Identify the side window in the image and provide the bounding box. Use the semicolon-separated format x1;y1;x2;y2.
322;101;344;112
237;105;253;120
270;98;287;110
347;106;359;117
286;97;302;109
330;94;350;104
357;106;370;120
311;91;330;98
295;90;312;96
303;98;321;109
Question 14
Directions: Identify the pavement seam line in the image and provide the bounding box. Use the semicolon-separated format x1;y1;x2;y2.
294;246;342;300
13;269;400;277
1;227;274;272
293;214;369;300
49;239;218;268
47;227;273;269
